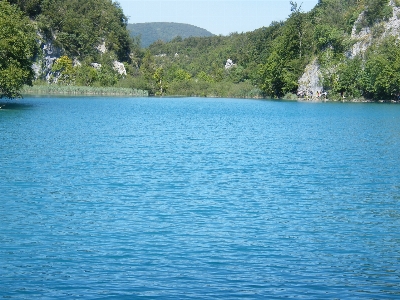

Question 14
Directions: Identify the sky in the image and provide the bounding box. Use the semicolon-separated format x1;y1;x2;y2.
118;0;319;36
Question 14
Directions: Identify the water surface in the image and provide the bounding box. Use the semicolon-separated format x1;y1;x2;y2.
1;97;400;299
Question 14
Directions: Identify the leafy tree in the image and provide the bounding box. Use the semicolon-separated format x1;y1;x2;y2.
364;0;392;26
37;0;132;61
333;57;364;98
259;51;285;97
140;50;157;93
51;55;75;85
314;24;345;54
0;0;38;98
173;69;192;82
361;37;400;99
289;1;306;59
75;65;98;86
197;71;215;84
153;67;167;95
7;0;42;18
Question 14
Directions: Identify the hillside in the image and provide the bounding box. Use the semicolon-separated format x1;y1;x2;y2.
127;22;214;48
1;0;148;94
141;0;400;100
2;0;139;97
3;0;400;101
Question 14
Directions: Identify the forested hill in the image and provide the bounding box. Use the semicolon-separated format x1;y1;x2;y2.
3;0;400;101
144;0;400;100
8;0;132;61
127;22;214;48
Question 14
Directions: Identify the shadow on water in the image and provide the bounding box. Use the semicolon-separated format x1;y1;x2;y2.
0;101;34;110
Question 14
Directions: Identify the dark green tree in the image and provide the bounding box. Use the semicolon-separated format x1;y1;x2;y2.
37;0;132;62
361;37;400;100
7;0;42;18
0;0;38;98
333;57;364;98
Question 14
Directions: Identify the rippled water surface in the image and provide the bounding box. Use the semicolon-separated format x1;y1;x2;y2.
1;97;400;299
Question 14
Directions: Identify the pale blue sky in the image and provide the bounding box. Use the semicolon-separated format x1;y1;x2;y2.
118;0;319;36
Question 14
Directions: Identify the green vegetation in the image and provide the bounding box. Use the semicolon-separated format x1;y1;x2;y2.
22;84;148;96
137;0;397;100
0;0;38;98
2;0;399;101
127;22;214;48
13;0;133;61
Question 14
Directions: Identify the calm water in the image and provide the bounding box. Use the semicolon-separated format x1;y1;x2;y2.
1;97;400;299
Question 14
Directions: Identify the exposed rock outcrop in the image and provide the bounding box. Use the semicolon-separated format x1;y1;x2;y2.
297;59;323;96
349;0;400;58
348;12;372;58
97;41;107;54
113;61;127;76
225;59;236;70
33;34;128;82
298;1;400;96
32;36;62;81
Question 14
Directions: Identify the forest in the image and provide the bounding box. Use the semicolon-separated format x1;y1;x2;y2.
1;0;400;101
127;22;213;48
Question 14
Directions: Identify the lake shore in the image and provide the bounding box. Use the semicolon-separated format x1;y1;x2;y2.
22;85;149;97
296;97;400;103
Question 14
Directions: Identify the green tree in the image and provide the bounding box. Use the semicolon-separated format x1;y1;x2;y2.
333;57;363;98
140;50;157;94
153;67;167;96
7;0;42;18
173;69;192;82
365;0;392;26
51;55;75;85
75;65;98;86
289;1;306;59
361;37;400;99
0;0;38;98
197;71;215;83
37;0;132;62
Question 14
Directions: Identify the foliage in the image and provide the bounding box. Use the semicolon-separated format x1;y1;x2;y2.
5;0;398;101
22;84;148;96
6;0;133;62
364;0;392;26
51;55;75;85
38;0;132;61
153;67;167;96
332;57;364;98
0;0;38;98
361;37;400;99
7;0;42;18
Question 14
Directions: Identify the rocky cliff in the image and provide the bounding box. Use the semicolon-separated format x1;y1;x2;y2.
298;0;400;97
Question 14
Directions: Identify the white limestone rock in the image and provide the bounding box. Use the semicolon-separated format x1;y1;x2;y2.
225;59;236;69
113;61;127;76
297;59;323;96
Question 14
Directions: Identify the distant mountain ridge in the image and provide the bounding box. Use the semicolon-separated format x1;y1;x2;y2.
127;22;214;48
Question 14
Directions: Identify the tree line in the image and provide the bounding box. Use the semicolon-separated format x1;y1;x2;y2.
1;0;400;101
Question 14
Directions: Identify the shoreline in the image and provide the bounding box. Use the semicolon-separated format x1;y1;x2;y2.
295;97;400;103
21;85;149;97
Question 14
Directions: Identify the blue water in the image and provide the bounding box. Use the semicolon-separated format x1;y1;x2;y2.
1;97;400;299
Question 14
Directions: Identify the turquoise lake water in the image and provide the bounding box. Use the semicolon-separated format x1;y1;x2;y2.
1;97;400;299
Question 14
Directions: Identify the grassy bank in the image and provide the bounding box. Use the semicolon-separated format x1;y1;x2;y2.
22;85;149;97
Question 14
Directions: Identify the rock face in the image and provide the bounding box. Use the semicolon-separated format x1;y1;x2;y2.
32;36;62;81
297;59;323;95
348;11;372;58
113;61;126;76
97;41;107;54
33;35;128;81
349;0;400;58
298;0;400;95
225;59;236;70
